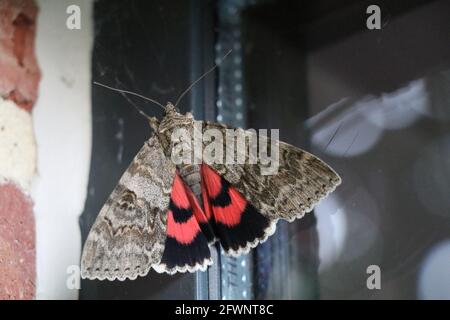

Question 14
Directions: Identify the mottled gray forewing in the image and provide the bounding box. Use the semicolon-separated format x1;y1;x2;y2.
81;135;175;281
202;121;341;221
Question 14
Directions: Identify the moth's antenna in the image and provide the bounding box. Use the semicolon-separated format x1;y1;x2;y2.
93;81;165;110
174;49;232;108
118;89;154;122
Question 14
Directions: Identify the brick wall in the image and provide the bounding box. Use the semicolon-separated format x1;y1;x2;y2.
0;0;40;300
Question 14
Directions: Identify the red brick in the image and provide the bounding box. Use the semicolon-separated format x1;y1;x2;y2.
0;183;35;300
0;0;40;111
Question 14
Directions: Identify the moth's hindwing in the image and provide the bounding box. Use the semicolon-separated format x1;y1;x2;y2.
201;121;341;253
201;163;276;256
153;172;212;274
81;135;176;281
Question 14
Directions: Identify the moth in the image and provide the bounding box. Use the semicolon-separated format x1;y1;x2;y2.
81;83;341;281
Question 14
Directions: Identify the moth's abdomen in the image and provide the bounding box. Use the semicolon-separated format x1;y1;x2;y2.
179;164;202;196
179;164;216;244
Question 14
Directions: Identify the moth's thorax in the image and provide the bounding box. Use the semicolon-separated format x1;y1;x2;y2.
158;103;194;134
156;103;195;158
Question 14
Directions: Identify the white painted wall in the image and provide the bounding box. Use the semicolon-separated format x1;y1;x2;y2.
0;97;36;192
32;0;93;299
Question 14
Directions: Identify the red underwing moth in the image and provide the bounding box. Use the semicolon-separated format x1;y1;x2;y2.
81;86;341;281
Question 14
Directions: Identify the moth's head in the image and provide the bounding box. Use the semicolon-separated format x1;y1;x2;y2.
157;102;194;134
164;102;178;115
